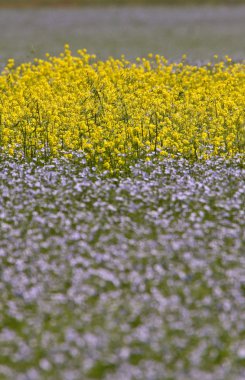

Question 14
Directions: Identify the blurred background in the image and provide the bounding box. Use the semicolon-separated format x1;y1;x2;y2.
0;0;244;5
0;0;244;66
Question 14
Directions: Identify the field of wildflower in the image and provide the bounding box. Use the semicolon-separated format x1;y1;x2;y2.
1;6;245;65
1;46;244;173
0;156;244;380
0;44;244;380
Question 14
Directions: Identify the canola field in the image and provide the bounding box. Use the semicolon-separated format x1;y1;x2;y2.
1;47;244;173
0;46;245;379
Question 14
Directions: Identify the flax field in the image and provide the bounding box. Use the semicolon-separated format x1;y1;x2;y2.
0;5;245;380
0;156;245;380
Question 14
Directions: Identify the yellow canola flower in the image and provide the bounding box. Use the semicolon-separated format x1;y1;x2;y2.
0;46;244;172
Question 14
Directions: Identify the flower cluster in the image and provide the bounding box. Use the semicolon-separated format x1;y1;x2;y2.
0;45;244;171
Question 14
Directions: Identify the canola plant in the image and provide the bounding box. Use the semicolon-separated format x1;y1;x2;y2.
0;45;244;171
